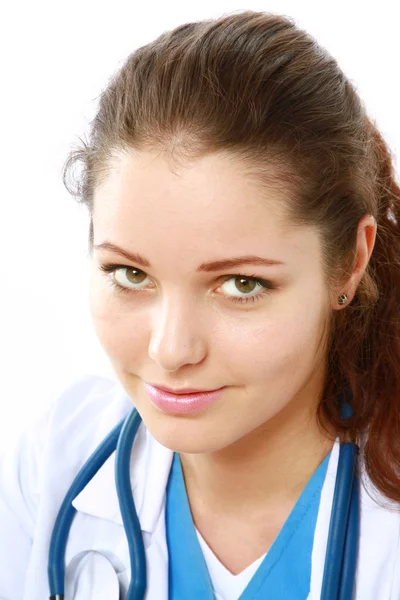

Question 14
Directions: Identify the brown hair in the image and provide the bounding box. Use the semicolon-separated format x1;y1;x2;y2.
62;10;400;501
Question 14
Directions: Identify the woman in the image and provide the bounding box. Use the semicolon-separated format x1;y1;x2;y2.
1;9;400;600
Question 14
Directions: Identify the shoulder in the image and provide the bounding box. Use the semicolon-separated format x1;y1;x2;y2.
3;374;134;500
0;374;126;541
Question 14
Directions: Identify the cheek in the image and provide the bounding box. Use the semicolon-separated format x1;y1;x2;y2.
89;278;148;361
216;308;326;386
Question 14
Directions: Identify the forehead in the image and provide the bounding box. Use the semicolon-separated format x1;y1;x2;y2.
92;149;319;265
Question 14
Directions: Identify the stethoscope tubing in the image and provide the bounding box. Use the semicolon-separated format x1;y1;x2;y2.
338;462;359;600
48;415;127;599
321;443;359;599
115;408;147;600
48;407;360;600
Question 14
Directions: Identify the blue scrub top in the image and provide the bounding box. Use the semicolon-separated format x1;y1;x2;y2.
165;449;330;599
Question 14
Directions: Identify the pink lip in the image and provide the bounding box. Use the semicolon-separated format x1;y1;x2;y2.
150;383;220;395
144;383;226;415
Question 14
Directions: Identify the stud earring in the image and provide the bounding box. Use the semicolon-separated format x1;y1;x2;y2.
338;293;348;306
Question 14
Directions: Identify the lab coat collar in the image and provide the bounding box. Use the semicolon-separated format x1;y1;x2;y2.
71;383;174;534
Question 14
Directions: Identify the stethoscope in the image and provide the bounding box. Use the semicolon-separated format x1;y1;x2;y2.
48;405;360;600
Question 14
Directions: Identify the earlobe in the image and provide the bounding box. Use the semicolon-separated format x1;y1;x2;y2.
330;290;350;311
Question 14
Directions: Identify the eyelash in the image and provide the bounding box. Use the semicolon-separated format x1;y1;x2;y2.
98;263;277;305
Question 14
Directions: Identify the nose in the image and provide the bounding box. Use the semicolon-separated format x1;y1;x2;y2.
148;294;207;372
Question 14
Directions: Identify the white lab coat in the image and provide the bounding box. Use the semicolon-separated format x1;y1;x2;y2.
1;374;400;600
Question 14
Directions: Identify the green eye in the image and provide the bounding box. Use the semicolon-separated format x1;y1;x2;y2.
99;263;277;305
220;275;276;304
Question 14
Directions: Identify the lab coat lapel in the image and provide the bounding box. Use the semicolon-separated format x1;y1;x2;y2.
71;401;173;528
144;499;170;600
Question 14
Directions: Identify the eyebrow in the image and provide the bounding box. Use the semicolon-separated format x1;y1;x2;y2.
93;242;286;272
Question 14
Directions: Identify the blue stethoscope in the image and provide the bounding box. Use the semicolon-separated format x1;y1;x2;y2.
47;405;360;600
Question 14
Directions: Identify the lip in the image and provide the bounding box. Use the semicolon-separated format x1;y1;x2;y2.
144;383;227;415
149;383;223;395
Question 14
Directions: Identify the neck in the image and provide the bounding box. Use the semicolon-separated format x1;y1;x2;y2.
179;397;335;519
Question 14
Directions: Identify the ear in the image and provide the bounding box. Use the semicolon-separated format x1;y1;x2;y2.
332;214;377;310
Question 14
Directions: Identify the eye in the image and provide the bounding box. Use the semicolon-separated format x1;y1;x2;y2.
98;263;277;305
115;267;150;288
219;275;277;304
99;264;152;291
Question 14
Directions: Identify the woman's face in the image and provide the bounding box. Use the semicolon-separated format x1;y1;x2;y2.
90;149;333;453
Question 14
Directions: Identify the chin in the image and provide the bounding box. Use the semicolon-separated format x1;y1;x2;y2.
142;410;228;454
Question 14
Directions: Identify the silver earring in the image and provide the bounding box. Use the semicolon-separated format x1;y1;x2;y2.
338;293;348;306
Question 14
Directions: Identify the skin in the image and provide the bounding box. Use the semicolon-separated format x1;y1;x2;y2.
90;148;377;572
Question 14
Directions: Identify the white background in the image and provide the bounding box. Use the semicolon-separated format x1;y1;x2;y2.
0;0;399;450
